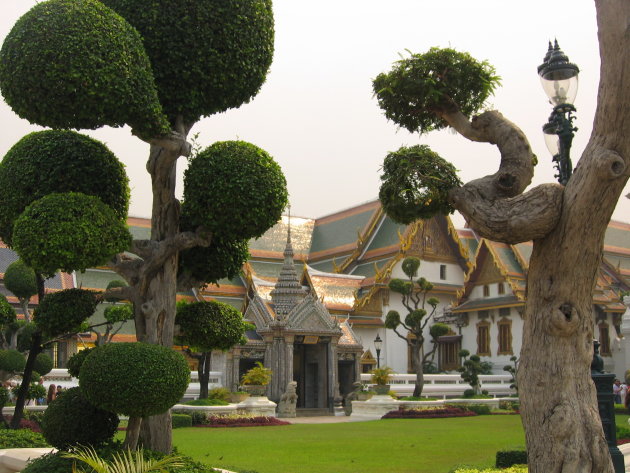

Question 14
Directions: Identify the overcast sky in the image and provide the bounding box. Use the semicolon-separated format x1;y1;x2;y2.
2;1;626;227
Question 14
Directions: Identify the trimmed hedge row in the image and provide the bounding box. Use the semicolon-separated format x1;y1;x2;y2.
382;407;477;419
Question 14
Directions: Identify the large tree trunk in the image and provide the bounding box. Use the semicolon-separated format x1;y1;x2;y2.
412;342;424;397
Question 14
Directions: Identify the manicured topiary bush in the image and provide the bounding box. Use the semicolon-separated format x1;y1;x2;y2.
21;452;74;473
33;353;53;377
66;348;94;378
0;386;9;411
3;260;37;302
178;233;249;286
495;449;528;468
0;0;169;137
183;141;288;241
79;342;190;418
0;131;130;244
171;414;192;429
0;349;26;373
379;145;462;223
373;47;500;134
13;193;132;277
34;289;98;337
99;0;274;124
41;387;119;450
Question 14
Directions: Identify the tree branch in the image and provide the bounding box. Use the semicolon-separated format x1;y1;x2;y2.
109;254;143;286
450;183;564;243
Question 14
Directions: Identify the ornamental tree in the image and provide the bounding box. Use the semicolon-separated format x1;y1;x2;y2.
175;301;252;399
0;0;283;452
373;4;630;470
4;260;36;325
79;342;190;450
384;257;449;397
0;129;131;429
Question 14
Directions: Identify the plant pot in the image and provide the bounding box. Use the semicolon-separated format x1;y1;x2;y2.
373;385;391;395
230;392;250;403
241;385;267;397
357;393;373;401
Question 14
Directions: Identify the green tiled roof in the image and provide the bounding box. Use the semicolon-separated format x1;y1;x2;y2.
494;245;524;276
128;225;150;240
459;237;479;262
249;261;304;280
363;216;406;253
514;243;532;266
605;225;630;251
76;269;120;289
211;296;244;311
249;217;314;256
310;207;378;254
350;258;392;278
309;260;336;273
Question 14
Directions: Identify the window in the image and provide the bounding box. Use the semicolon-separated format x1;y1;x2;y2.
498;282;505;295
439;338;461;371
599;324;611;356
440;265;447;280
476;321;491;356
497;318;513;355
499;307;511;317
483;285;490;297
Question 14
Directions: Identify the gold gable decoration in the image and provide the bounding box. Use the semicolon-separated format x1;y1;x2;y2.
407;218;457;262
354;255;402;311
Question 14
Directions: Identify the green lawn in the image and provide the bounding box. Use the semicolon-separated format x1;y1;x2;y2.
172;415;526;473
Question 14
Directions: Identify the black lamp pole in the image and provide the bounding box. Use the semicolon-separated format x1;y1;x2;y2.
538;40;579;186
374;334;382;369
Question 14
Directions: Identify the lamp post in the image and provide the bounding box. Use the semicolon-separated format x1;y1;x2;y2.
374;334;383;369
538;40;579;186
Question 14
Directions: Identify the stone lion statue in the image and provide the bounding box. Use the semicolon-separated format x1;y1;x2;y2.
277;381;298;418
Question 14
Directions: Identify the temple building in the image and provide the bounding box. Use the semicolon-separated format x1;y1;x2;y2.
1;198;630;387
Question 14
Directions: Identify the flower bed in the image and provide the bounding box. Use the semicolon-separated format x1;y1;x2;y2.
194;414;290;428
382;406;477;419
2;416;42;432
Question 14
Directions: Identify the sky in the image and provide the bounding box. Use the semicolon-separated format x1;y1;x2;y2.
1;0;627;227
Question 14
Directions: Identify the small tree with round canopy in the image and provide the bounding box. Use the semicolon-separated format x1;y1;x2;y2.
79;342;190;450
372;7;630;467
384;257;449;397
3;260;36;325
175;301;252;399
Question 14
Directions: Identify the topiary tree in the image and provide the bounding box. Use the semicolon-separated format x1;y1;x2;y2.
0;349;26;381
41;387;119;450
66;348;94;379
89;280;134;346
0;0;283;452
373;5;630;468
457;349;485;396
0;295;17;350
79;342;190;450
384;257;449;397
175;301;251;399
3;260;36;324
34;289;99;339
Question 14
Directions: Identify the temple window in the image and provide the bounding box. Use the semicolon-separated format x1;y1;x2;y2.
599;323;611;356
497;318;513;355
440;265;447;280
483;285;490;297
476;321;491;356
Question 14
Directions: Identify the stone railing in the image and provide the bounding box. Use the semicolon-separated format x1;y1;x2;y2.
359;373;516;398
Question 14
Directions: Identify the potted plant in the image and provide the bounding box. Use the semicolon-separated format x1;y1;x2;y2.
229;390;250;403
370;366;394;395
240;362;272;397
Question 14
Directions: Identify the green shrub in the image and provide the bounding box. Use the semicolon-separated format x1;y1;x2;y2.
616;424;630;440
66;348;94;378
209;387;231;402
187;411;207;425
0;349;26;373
464;404;491;415
172;414;192;429
0;428;48;448
0;1;169;137
499;400;519;411
13;193;132;277
0;386;9;410
183;140;288;241
496;449;528;468
34;289;98;337
41;387;119;449
23;410;44;427
183;398;229;406
79;342;190;418
22;452;72;473
34;353;53;377
0;130;129;244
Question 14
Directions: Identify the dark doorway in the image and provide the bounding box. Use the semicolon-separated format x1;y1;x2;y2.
293;343;328;408
338;360;356;399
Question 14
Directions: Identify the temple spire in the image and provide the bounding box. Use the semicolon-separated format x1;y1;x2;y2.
270;206;305;317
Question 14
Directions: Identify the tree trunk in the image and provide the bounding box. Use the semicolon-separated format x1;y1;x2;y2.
124;416;143;451
412;342;423;397
199;352;211;399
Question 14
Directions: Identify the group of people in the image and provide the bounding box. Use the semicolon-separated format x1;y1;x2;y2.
45;384;64;405
613;378;628;406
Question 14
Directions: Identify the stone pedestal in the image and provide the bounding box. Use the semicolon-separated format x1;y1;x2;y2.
350;395;399;418
237;396;277;417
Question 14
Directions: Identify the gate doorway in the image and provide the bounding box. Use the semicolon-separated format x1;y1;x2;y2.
293;343;329;408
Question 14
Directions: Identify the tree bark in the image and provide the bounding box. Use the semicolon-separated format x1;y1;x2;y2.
198;352;211;400
445;2;630;470
412;342;423;398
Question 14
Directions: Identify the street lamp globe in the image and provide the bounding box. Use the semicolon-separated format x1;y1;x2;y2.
538;40;580;107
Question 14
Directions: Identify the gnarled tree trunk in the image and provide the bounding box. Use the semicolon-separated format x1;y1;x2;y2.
441;2;629;470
